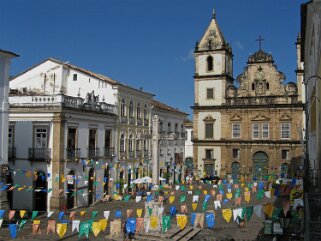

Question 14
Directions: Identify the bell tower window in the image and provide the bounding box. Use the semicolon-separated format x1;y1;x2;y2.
266;82;269;90
252;83;255;91
207;56;213;71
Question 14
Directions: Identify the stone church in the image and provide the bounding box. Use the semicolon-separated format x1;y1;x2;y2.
192;11;304;180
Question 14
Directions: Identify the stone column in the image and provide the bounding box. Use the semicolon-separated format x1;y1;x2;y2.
152;115;159;185
50;113;66;211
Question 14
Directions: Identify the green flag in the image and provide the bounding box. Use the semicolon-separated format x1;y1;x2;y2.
202;201;208;211
148;208;153;217
92;211;98;218
31;211;38;220
162;216;171;232
18;220;27;231
124;195;131;202
79;222;90;238
180;195;186;204
257;190;264;200
180;186;186;191
195;190;200;195
234;188;241;198
246;206;253;221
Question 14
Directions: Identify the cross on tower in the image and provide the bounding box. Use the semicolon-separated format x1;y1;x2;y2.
256;35;265;50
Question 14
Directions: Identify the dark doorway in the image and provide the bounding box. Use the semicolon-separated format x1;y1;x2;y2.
119;170;124;194
67;170;75;210
231;162;241;179
34;171;47;211
281;163;289;178
104;166;109;195
6;171;13;209
253;151;268;180
88;168;95;206
128;169;131;192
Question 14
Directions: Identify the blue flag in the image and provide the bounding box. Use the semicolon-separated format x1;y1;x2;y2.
204;194;211;203
9;224;17;238
126;218;136;234
205;212;215;228
190;213;196;226
0;210;4;218
146;195;153;202
115;210;122;218
170;206;176;216
58;211;65;220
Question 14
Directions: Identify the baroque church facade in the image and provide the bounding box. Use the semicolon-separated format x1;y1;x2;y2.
192;12;304;180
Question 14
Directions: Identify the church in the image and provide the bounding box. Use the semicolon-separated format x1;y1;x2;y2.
192;11;304;180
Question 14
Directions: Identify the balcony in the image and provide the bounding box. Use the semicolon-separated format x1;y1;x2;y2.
136;150;142;158
137;118;143;126
28;148;51;162
104;147;114;158
120;116;128;124
8;147;16;161
129;117;135;125
66;148;81;161
144;119;149;126
87;148;100;160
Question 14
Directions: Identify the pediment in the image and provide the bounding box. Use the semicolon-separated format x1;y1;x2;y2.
203;115;216;122
279;114;292;121
230;114;243;121
251;113;270;121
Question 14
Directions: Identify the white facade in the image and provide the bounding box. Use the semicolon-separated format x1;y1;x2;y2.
184;120;193;175
151;100;187;182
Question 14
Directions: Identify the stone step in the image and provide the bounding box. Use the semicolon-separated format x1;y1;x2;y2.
179;228;202;241
172;227;194;241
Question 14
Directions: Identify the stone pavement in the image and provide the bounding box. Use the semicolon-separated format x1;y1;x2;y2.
0;183;277;241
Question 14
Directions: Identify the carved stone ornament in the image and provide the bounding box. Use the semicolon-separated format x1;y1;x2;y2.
248;49;274;63
201;29;222;50
255;66;265;81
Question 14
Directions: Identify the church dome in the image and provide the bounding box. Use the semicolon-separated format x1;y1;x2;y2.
247;49;274;63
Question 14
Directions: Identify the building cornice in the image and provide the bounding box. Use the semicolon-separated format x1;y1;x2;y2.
194;73;234;81
191;103;305;110
192;139;302;145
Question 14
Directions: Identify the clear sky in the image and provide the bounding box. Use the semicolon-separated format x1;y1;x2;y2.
1;0;306;116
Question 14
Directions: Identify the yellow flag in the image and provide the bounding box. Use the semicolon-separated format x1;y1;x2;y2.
226;193;233;200
56;223;67;239
164;191;168;195
33;220;40;225
18;187;24;191
264;203;274;218
99;219;107;231
192;203;197;211
241;183;245;187
176;215;187;229
20;210;26;218
189;185;193;190
136;209;143;218
203;190;208;195
150;216;158;229
169;196;175;204
222;209;232;223
80;211;86;216
245;187;249;192
244;191;251;203
92;222;101;237
270;188;275;197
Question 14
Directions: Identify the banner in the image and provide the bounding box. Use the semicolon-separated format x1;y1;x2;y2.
176;215;187;229
56;223;67;239
126;218;136;234
222;209;232;223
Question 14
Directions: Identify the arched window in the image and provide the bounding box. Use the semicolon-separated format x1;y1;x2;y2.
129;101;134;118
136;139;140;151
144;104;148;119
207;56;213;71
136;103;141;119
120;134;125;152
121;98;126;117
129;135;133;151
252;83;255;91
144;139;147;150
266;82;269;90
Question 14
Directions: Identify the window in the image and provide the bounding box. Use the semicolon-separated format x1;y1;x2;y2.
281;150;289;160
252;123;259;139
168;122;172;133
121;98;126;117
136;139;140;151
205;149;214;159
232;123;241;138
105;129;111;148
205;123;214;139
207;88;214;99
262;123;269;139
88;129;96;149
232;149;240;159
129;135;133;151
266;82;269;90
281;123;291;139
136;103;141;119
144;104;148;119
8;126;14;148
181;124;184;133
73;74;77;81
144;139;147;150
34;128;48;148
120;134;125;152
207;56;213;71
175;123;178;132
67;128;77;149
160;121;163;133
252;83;255;91
129;101;134;118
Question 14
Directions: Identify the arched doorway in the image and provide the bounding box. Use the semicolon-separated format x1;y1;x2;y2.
34;171;47;211
127;168;131;192
88;168;95;206
252;151;268;180
231;162;241;179
67;170;75;210
104;166;109;195
281;163;289;178
6;171;13;209
119;170;124;194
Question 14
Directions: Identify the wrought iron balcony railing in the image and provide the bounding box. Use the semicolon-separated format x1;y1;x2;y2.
87;148;100;159
66;148;81;161
137;118;143;126
104;147;114;158
28;148;51;162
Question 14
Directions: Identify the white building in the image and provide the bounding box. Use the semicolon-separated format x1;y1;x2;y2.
184;119;194;175
0;49;18;210
151;100;187;183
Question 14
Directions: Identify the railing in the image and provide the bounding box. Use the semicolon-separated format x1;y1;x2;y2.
8;147;16;160
104;147;114;158
144;119;149;126
136;150;142;158
137;118;143;126
87;148;100;159
129;117;135;125
66;148;81;161
120;116;128;124
28;148;51;162
9;94;117;114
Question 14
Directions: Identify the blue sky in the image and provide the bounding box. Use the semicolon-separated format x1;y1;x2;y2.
1;0;306;116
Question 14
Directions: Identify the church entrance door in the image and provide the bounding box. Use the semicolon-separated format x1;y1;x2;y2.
252;152;268;180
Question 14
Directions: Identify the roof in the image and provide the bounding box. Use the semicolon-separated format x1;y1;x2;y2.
0;49;19;57
152;100;188;116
